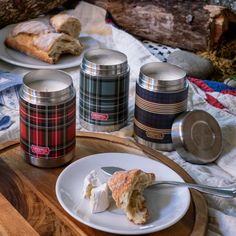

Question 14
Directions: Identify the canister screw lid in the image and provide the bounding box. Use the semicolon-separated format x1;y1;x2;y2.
81;48;129;76
20;69;75;105
139;62;187;92
171;110;222;164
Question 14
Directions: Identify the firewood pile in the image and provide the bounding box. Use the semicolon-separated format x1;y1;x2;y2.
0;0;235;81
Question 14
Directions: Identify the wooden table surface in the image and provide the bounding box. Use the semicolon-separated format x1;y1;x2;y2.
0;132;208;236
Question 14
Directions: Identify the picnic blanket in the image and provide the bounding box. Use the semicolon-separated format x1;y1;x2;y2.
0;2;236;235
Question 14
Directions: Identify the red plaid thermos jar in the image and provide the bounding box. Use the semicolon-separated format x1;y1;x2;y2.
79;48;130;132
19;70;76;168
134;62;188;151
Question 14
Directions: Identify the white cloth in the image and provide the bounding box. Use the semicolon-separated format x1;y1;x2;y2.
0;1;236;235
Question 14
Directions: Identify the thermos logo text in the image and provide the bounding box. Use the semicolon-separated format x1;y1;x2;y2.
146;131;164;140
31;145;50;155
91;112;109;121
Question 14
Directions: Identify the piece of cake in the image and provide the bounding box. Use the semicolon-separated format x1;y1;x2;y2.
50;13;81;38
108;169;155;224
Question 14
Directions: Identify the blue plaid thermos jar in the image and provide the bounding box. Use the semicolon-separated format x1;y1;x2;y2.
79;48;130;132
19;70;76;168
134;62;188;151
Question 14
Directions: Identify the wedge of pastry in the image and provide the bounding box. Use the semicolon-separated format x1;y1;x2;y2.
108;169;155;224
50;13;81;38
5;20;84;64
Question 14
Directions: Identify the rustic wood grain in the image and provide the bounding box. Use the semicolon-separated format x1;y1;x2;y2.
85;0;236;52
0;132;208;235
0;140;19;152
0;193;39;236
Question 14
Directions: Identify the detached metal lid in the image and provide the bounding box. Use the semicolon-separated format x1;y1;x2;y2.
172;110;222;164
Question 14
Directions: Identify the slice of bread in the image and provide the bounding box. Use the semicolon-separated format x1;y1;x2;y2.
50;13;81;38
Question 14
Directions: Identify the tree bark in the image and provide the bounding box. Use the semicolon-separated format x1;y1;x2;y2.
85;0;236;52
0;0;69;29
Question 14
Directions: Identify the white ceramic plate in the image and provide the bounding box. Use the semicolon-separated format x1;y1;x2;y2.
0;24;100;69
55;153;191;235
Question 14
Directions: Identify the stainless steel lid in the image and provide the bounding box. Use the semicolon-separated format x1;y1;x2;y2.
139;62;187;92
81;48;129;76
172;110;222;164
20;69;75;105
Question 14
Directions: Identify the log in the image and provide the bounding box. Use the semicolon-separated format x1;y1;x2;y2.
84;0;236;52
0;0;69;29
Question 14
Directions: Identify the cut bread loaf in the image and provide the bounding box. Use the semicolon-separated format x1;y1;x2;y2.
108;169;155;224
5;20;83;64
50;13;81;38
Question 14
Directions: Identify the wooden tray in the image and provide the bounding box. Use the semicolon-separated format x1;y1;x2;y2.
0;132;208;236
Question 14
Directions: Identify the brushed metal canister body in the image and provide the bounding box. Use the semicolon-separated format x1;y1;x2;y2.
19;70;76;168
79;48;130;132
134;62;188;151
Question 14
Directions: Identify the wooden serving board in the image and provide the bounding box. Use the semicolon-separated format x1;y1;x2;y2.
0;131;208;236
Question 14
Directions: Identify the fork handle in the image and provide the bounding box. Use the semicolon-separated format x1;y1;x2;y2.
150;181;236;198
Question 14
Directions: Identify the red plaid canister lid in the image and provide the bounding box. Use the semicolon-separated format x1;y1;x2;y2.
20;69;75;105
171;110;222;164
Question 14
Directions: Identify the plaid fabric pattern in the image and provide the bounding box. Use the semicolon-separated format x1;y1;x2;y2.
134;83;188;143
79;71;129;127
136;83;188;103
20;97;76;159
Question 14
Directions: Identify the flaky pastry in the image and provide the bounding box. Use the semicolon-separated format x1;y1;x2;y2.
108;169;155;224
5;20;83;64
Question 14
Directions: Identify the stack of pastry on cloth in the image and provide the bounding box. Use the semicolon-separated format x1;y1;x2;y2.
4;13;83;64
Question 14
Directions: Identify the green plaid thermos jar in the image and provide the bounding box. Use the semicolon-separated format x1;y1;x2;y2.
19;70;76;168
134;62;188;151
79;48;130;132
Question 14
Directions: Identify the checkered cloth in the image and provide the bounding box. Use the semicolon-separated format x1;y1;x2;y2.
142;40;180;62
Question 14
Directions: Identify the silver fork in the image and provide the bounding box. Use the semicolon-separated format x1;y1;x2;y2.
101;166;236;198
